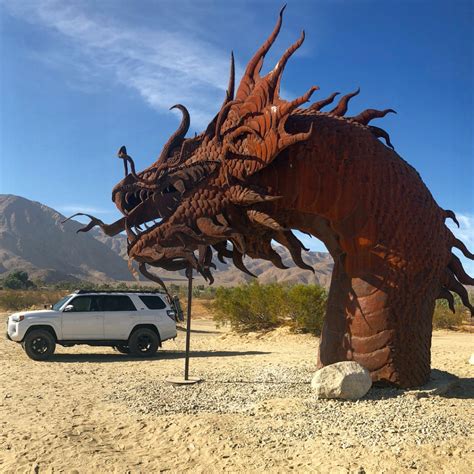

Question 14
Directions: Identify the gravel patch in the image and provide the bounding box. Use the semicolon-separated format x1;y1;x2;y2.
108;364;315;415
107;363;472;449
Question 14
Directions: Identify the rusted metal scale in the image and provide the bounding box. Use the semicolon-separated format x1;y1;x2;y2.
72;7;473;388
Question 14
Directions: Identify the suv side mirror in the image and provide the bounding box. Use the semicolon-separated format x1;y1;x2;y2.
63;305;74;312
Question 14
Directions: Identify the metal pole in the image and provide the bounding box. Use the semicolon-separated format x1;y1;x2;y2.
184;265;193;380
166;265;200;385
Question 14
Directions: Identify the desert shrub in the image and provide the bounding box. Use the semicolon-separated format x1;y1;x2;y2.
2;271;35;290
0;290;68;311
211;281;327;334
432;301;465;329
193;285;216;299
0;292;36;311
286;284;327;335
212;281;287;332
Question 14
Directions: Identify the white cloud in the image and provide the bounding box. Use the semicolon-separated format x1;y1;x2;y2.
56;205;111;215
2;0;240;128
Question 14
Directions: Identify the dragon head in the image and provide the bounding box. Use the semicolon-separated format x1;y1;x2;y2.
109;7;321;284
74;6;394;288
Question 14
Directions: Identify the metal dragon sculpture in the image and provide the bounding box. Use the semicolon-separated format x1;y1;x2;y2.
69;7;473;388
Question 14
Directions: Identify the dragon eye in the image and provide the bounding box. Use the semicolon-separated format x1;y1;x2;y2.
163;184;178;194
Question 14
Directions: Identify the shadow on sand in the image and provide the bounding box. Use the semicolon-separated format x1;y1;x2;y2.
47;349;271;363
176;326;221;335
367;369;473;401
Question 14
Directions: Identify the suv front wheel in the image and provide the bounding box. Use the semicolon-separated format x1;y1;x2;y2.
23;329;56;361
129;328;159;357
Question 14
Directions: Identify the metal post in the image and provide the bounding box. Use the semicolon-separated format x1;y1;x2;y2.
166;265;201;385
184;265;193;380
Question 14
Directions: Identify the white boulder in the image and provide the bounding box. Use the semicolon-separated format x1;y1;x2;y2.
311;361;372;400
469;354;474;365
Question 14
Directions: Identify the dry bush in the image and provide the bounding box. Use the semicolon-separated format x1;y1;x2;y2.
0;290;68;312
432;302;465;330
211;282;327;334
211;282;286;332
286;284;327;335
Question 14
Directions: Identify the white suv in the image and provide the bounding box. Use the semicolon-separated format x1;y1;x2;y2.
6;290;181;360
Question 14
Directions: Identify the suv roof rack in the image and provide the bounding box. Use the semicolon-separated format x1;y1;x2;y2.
73;289;166;295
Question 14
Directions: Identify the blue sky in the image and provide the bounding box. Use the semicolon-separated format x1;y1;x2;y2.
0;0;472;270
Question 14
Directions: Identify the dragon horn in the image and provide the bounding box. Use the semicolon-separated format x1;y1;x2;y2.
309;92;340;111
351;108;396;126
157;104;190;163
227;51;235;102
117;145;140;180
235;5;286;100
330;88;360;116
269;30;306;92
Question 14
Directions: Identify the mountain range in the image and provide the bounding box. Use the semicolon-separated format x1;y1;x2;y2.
0;194;334;287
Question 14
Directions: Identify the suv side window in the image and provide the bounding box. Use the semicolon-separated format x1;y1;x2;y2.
68;296;101;312
139;295;166;310
101;295;137;312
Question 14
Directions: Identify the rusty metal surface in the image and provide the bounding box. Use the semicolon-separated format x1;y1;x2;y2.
72;7;473;388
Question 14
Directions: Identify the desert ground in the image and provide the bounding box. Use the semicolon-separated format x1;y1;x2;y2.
0;312;472;473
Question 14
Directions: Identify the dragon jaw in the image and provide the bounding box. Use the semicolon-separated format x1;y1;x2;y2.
111;148;222;251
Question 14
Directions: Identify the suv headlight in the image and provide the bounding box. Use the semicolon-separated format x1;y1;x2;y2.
11;315;25;322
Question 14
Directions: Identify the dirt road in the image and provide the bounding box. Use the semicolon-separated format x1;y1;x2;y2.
0;313;472;473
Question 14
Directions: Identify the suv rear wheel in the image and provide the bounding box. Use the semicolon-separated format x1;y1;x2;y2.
129;328;159;357
23;329;56;361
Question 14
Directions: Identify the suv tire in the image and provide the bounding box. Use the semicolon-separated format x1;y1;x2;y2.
129;328;159;357
113;344;131;354
23;329;56;361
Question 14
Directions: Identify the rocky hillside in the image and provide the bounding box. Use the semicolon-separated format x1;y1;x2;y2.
0;195;131;282
0;195;334;286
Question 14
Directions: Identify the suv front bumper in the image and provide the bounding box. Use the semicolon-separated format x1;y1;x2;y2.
6;320;22;342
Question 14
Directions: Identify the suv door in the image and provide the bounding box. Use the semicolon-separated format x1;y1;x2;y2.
61;295;105;339
102;295;138;339
137;295;176;341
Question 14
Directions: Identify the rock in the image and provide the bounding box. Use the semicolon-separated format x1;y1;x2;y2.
311;361;372;400
469;354;474;365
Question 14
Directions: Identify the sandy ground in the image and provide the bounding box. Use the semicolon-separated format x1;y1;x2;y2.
0;312;472;473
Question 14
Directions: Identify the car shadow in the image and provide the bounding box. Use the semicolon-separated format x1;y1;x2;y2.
47;350;271;363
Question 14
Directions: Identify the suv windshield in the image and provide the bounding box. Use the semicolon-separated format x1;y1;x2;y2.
52;295;72;311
